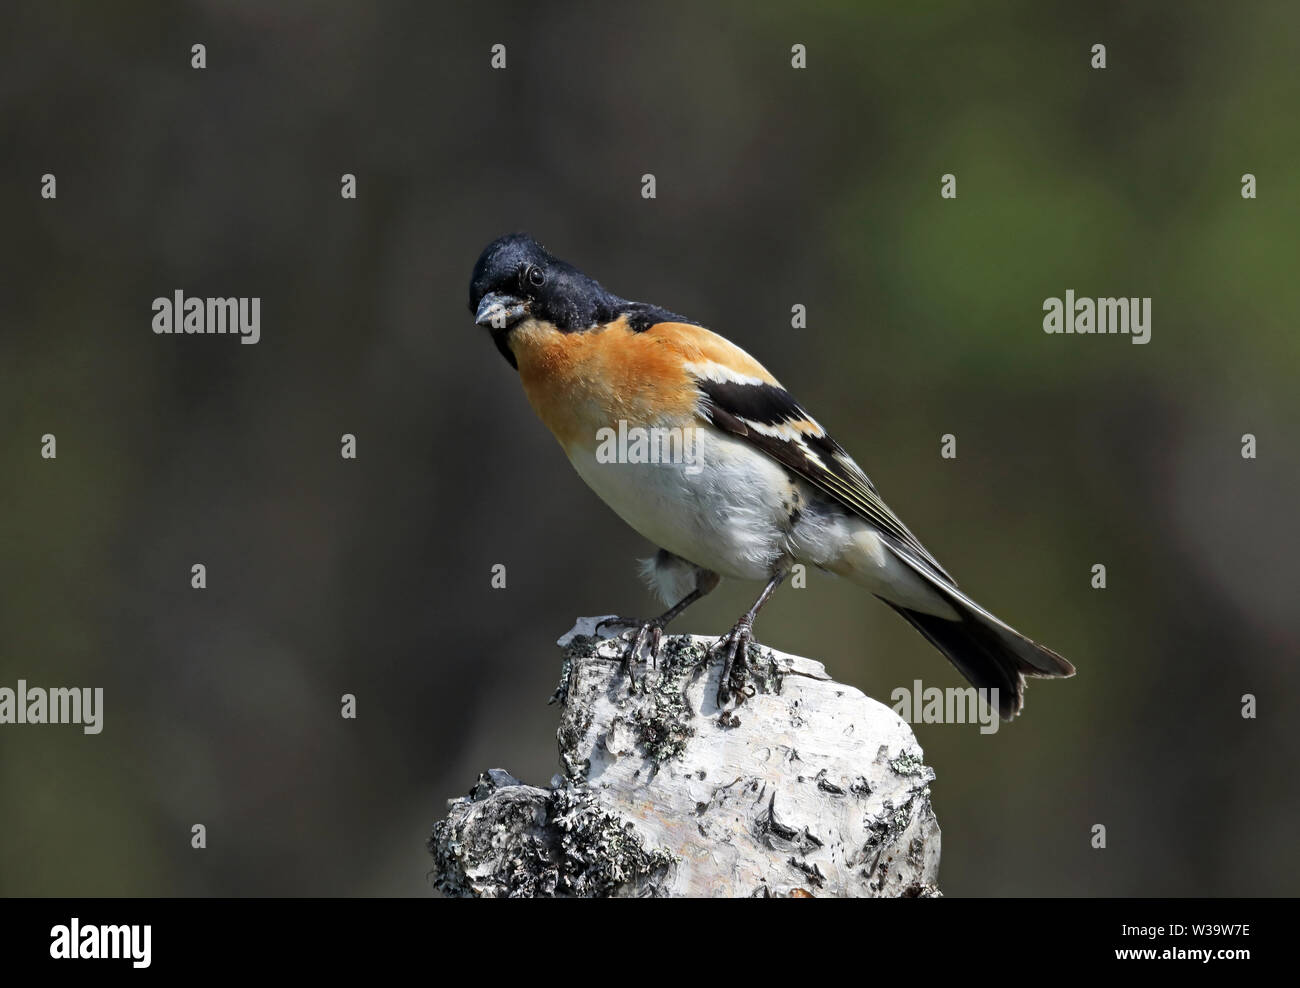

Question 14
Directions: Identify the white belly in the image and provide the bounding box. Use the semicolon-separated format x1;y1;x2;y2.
565;425;791;581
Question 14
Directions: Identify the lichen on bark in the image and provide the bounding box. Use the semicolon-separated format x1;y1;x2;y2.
430;616;943;897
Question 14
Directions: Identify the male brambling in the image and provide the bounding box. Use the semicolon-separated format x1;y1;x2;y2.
469;233;1074;718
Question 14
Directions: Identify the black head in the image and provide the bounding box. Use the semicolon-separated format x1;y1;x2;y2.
468;233;698;369
469;233;618;348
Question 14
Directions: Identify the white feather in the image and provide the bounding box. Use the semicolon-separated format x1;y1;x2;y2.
681;361;769;388
566;421;959;618
638;553;698;606
567;425;791;581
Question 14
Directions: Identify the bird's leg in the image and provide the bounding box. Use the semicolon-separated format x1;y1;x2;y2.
597;570;720;681
713;567;789;708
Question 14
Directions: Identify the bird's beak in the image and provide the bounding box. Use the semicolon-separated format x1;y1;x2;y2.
475;292;528;329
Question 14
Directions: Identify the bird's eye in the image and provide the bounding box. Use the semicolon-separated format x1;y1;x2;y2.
525;265;546;289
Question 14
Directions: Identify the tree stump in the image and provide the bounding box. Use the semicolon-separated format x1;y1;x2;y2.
429;616;942;897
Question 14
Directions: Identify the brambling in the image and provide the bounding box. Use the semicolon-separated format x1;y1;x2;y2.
469;233;1074;718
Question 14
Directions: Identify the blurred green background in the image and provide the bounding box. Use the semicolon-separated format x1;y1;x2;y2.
2;1;1297;896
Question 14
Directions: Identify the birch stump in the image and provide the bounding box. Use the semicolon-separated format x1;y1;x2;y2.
429;616;942;897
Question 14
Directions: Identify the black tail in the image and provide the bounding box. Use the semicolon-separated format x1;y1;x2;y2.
884;597;1075;720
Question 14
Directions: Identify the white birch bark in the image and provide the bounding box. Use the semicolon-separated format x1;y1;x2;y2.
430;616;941;898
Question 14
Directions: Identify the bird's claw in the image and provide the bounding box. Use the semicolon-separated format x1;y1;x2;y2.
595;616;667;690
711;619;756;710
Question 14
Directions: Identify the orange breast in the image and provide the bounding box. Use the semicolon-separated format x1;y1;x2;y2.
511;317;749;451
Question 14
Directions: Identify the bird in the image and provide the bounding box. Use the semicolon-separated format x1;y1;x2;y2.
468;233;1075;718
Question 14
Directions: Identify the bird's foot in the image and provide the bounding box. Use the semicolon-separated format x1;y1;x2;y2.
595;615;667;689
710;618;758;709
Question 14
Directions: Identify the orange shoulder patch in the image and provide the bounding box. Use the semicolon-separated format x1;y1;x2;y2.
642;322;781;387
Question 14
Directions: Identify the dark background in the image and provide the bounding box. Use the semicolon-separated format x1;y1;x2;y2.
2;1;1296;896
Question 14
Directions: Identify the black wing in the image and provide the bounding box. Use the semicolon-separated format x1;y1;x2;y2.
696;376;956;585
